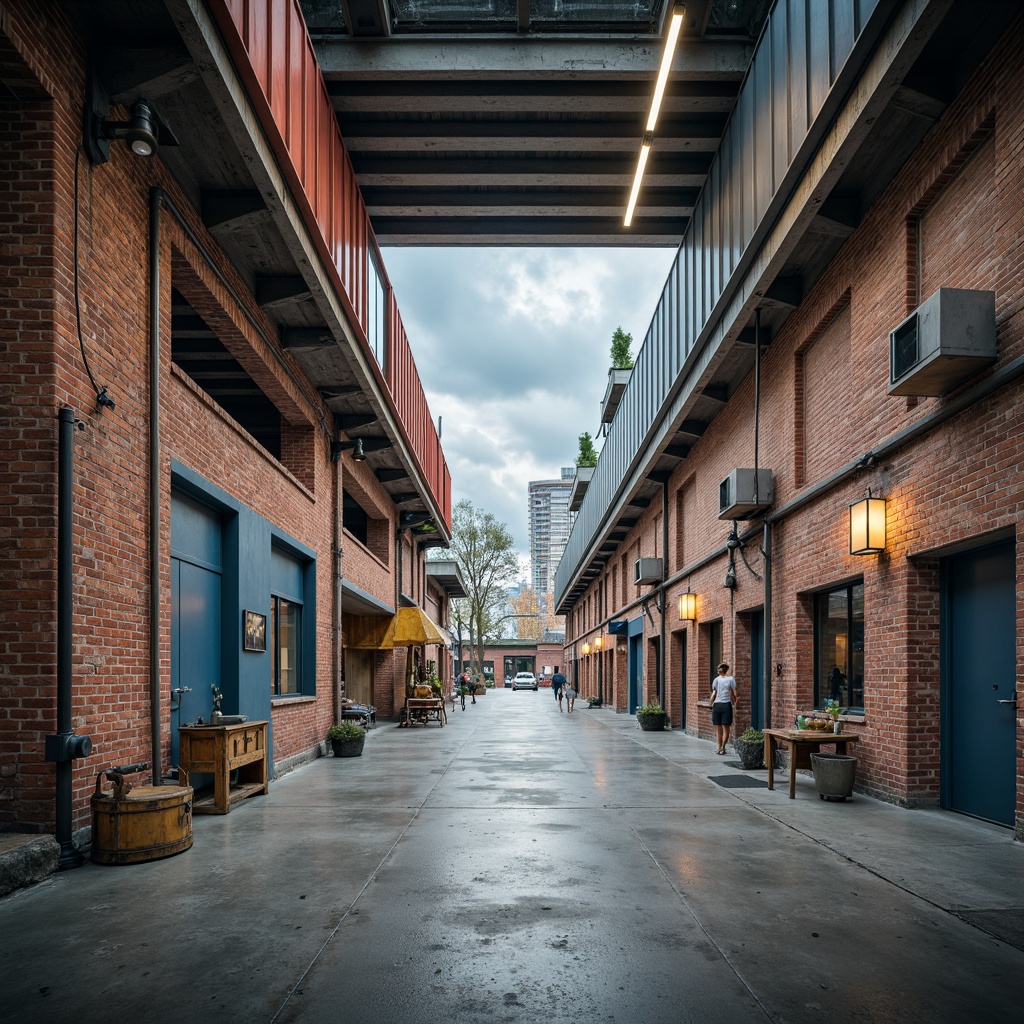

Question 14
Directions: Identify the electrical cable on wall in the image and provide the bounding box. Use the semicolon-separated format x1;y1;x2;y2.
73;147;115;412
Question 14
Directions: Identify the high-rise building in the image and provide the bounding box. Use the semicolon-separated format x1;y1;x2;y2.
529;469;574;599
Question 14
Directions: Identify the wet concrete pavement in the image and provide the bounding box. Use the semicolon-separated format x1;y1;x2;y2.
1;688;1021;1023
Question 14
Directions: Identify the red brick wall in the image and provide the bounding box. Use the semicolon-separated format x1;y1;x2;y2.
0;0;426;832
570;17;1024;818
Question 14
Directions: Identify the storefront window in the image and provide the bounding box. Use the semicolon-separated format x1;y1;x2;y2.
814;582;864;712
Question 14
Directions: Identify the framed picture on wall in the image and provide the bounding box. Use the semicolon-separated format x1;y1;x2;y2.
243;609;267;652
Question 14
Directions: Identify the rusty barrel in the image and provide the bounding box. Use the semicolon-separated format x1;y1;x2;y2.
91;781;193;865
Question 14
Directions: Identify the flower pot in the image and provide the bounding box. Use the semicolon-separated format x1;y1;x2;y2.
810;753;857;801
637;715;666;731
331;736;365;758
733;736;764;769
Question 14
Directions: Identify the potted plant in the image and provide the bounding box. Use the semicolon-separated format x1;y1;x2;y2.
824;698;843;733
327;722;366;758
733;727;765;769
636;703;668;731
586;695;603;708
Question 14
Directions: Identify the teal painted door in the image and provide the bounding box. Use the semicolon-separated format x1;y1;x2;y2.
943;542;1016;826
170;494;223;767
628;634;644;713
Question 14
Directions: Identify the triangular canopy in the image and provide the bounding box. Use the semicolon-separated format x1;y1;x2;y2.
378;606;447;650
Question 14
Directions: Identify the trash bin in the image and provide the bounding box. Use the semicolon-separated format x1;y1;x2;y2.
810;753;857;801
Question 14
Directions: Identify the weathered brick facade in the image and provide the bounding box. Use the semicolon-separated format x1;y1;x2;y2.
569;13;1024;834
0;1;449;837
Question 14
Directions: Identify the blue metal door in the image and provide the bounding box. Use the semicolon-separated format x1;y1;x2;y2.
749;609;764;729
170;494;223;767
628;635;644;713
943;541;1016;826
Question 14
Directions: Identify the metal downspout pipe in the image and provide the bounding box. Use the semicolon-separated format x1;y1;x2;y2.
763;521;772;729
48;408;91;869
333;452;344;725
149;189;162;785
660;480;668;708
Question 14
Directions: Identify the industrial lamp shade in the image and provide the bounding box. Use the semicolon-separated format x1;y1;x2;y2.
678;592;697;621
849;490;886;555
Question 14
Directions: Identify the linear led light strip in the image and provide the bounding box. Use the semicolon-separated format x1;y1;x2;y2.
624;3;685;228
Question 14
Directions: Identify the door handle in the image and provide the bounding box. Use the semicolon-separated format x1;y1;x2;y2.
996;699;1017;705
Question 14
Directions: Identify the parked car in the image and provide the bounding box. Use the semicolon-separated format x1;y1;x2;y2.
512;672;538;691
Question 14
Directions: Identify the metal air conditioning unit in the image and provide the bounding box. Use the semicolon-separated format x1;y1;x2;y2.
633;558;663;585
888;288;996;396
719;469;773;520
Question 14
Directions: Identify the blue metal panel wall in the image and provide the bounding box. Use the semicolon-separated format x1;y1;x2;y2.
556;0;890;607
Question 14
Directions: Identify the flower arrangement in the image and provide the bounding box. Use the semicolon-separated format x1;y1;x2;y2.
824;698;842;721
211;684;223;713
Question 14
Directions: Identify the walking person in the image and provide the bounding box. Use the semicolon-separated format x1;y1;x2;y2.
551;666;567;712
710;662;738;755
563;681;577;714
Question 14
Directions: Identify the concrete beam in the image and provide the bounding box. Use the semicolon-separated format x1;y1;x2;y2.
314;37;752;80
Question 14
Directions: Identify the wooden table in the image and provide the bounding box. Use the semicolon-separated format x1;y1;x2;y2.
400;698;446;727
178;721;268;814
764;728;860;799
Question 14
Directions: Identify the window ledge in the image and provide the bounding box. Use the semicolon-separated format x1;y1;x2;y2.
272;695;316;707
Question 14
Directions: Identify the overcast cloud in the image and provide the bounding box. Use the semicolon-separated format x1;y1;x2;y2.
382;247;678;567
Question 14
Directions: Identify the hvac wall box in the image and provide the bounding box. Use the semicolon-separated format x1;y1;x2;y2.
888;288;996;396
719;469;773;520
633;558;664;585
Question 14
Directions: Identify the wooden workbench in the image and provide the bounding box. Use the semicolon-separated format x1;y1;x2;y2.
764;728;860;799
178;720;268;814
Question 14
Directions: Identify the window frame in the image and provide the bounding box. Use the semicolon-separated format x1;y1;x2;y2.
270;593;302;697
813;580;865;713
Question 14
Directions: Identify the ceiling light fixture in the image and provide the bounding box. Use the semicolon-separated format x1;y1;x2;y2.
624;4;685;228
647;4;686;132
624;132;652;228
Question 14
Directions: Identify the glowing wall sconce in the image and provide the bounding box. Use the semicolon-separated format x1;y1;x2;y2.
678;592;698;621
849;489;887;555
581;641;591;656
593;635;603;651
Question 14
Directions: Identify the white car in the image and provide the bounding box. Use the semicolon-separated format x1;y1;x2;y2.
512;672;538;691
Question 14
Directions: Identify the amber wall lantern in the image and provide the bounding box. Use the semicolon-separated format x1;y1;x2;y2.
849;489;887;555
581;641;591;656
593;635;603;650
678;592;698;622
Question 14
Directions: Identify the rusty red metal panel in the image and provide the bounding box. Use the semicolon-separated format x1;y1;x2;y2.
268;0;289;130
207;0;451;532
286;4;304;170
246;0;269;96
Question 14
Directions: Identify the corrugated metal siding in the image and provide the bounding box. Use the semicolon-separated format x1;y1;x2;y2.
556;0;886;606
208;0;451;530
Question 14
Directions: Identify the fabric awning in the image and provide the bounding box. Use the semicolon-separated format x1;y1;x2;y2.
347;606;448;650
379;606;448;649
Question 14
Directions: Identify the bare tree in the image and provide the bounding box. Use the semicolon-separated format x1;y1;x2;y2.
442;500;520;681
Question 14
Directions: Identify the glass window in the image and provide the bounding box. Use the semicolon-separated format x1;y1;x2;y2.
270;595;301;696
814;582;864;712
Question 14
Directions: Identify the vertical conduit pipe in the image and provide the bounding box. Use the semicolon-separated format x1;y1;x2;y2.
149;189;163;785
763;521;772;729
660;479;668;708
55;407;82;868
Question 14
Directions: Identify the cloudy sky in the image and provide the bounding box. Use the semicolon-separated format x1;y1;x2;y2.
382;247;678;568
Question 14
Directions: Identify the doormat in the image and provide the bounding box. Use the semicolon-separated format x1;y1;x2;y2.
709;774;768;789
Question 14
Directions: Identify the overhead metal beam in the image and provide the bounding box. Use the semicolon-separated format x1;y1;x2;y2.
328;79;738;115
314;38;752;78
338;117;726;153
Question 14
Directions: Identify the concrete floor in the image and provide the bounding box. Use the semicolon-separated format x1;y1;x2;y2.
1;688;1021;1024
